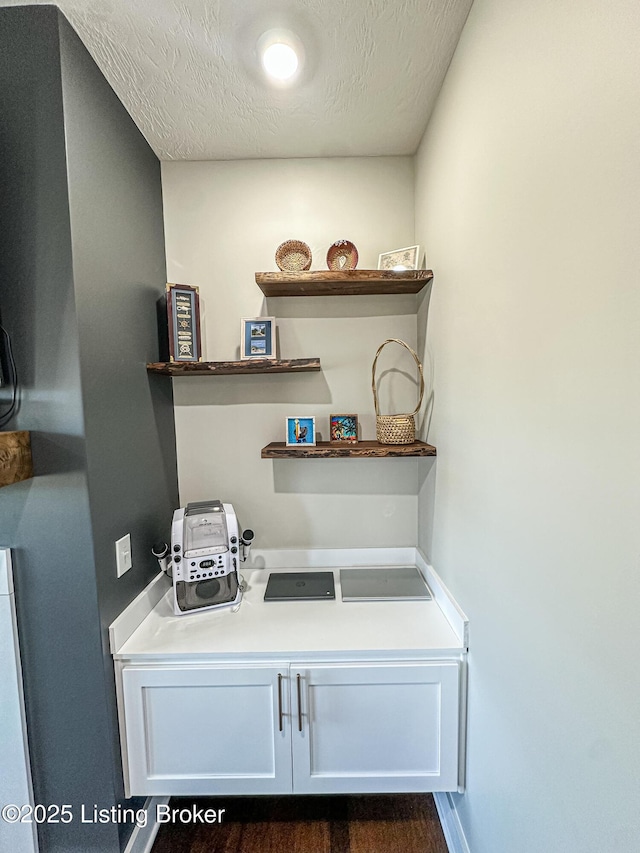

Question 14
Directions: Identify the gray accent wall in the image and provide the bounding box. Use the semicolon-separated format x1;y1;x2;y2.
0;6;178;852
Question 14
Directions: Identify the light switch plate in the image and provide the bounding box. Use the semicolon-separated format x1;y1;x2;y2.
115;534;132;577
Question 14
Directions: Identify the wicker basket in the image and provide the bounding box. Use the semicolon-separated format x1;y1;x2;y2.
326;239;358;270
371;339;425;444
275;240;312;271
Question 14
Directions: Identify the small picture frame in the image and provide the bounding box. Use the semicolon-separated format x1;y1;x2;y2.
378;245;421;271
286;416;316;447
241;317;276;359
330;414;359;443
166;283;202;362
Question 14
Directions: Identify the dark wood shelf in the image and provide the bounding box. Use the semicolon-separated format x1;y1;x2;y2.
255;269;434;297
261;440;436;459
147;358;321;376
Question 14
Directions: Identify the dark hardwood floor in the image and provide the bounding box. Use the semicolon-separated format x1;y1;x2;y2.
152;794;449;853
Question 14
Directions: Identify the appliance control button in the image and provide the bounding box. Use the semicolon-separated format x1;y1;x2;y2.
231;546;237;554
230;536;237;544
173;545;181;552
174;555;181;563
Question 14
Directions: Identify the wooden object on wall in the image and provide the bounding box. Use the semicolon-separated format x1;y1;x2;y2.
0;431;33;487
147;358;321;376
255;269;433;297
261;440;436;459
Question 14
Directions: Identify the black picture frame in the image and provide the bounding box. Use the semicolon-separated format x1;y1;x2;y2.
166;283;202;362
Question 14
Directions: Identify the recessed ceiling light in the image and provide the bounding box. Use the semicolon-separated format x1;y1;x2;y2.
262;42;298;80
258;29;303;85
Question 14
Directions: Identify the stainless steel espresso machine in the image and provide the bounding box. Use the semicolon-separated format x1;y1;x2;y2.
153;500;254;615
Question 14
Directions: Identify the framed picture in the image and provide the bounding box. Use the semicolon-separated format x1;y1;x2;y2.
241;317;276;359
330;414;358;443
378;245;421;271
166;283;202;362
286;416;316;447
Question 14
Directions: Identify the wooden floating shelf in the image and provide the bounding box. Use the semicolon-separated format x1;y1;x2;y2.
255;269;434;297
147;358;321;376
0;430;34;488
261;440;436;459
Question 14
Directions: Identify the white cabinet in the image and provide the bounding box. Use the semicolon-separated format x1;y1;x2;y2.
120;658;460;796
121;664;292;795
292;662;460;794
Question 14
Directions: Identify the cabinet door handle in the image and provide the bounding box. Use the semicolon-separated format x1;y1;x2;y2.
277;673;284;732
296;673;303;732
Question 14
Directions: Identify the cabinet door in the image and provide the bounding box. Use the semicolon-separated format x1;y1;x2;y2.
121;664;292;795
291;661;460;794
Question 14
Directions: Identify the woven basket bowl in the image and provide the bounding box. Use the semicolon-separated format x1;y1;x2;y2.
326;240;359;271
275;240;312;271
375;414;416;444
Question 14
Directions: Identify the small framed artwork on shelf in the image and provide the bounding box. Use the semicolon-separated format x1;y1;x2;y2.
241;317;276;359
166;283;202;362
330;414;359;443
378;245;422;271
286;416;316;447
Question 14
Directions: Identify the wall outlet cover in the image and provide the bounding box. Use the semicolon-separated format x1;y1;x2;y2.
115;534;132;577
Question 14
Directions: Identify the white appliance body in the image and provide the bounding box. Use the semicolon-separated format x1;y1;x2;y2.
0;548;38;853
171;501;242;615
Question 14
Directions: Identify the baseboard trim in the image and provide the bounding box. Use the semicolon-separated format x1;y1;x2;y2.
434;792;470;853
123;797;170;853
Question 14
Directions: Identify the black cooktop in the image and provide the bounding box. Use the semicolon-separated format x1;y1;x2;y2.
264;571;336;601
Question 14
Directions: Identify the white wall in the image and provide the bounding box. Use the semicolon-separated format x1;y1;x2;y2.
162;157;424;548
415;1;640;851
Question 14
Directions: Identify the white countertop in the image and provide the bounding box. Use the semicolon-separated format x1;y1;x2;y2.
113;565;465;662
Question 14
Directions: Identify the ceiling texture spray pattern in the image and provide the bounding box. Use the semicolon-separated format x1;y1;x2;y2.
2;0;473;160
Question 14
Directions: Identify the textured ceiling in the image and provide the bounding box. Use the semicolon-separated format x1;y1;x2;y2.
2;0;473;160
